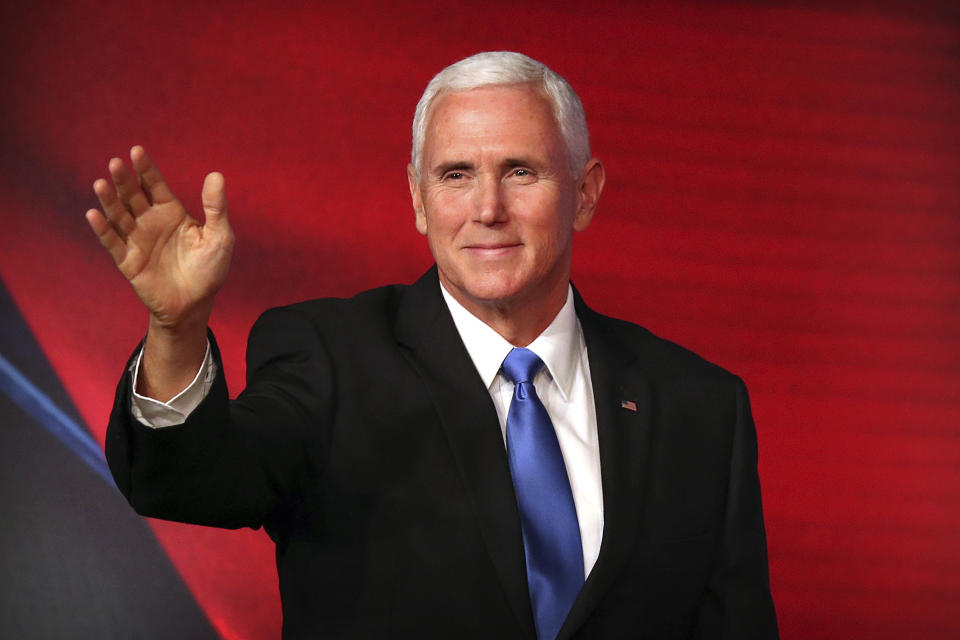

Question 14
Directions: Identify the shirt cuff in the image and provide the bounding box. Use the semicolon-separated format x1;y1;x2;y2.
129;340;217;428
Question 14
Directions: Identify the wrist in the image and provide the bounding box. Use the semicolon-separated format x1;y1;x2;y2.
147;298;214;337
140;310;211;401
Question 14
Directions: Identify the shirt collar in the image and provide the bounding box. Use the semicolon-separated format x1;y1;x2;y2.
439;282;580;401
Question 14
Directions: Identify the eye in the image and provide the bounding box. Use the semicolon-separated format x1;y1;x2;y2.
509;167;536;183
443;171;465;181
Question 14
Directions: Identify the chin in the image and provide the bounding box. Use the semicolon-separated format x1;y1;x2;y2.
464;283;523;305
450;272;527;306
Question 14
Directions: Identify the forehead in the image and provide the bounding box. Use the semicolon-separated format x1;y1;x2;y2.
423;85;563;163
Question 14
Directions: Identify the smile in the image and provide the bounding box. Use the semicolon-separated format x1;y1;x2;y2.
464;244;522;258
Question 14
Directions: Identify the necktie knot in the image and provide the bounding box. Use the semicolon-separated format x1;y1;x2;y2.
501;347;545;385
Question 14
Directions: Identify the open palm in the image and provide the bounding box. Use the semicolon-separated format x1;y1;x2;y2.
86;146;234;329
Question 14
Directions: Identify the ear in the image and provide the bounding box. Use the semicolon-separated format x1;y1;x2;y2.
573;158;605;232
407;164;428;236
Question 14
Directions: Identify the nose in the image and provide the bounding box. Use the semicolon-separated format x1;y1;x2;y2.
474;174;507;226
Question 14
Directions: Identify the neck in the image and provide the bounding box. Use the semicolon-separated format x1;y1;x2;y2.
440;277;569;348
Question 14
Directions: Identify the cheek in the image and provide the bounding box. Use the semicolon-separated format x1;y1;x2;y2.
424;193;468;233
511;197;575;246
535;231;570;264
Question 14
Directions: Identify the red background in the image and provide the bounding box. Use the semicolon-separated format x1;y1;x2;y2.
1;1;958;638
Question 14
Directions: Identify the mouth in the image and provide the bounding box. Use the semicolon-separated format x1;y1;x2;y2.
463;243;522;258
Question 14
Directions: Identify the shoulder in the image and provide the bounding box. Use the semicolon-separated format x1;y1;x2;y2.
236;282;414;374
581;306;751;438
239;281;422;391
580;304;741;387
254;282;411;334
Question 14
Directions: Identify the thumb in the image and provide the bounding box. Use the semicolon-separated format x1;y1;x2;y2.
201;171;229;229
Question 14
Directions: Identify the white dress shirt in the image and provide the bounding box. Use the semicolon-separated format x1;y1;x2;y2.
439;283;604;578
131;283;604;576
129;341;216;427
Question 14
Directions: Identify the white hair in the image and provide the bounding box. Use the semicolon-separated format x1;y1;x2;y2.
410;51;590;178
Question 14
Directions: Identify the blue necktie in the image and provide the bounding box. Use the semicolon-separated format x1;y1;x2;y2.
501;347;584;640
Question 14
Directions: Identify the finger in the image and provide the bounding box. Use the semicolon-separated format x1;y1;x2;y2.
85;208;127;266
201;171;230;231
93;178;136;237
131;145;177;205
109;156;151;216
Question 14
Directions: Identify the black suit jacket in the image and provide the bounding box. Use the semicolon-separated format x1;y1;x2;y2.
106;267;778;639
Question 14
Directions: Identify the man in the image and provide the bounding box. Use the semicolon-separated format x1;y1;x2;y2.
88;52;778;639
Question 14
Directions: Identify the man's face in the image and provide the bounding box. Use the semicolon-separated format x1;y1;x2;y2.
409;85;598;316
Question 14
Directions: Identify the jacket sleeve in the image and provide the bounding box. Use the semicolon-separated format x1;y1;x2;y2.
104;306;335;531
692;378;779;639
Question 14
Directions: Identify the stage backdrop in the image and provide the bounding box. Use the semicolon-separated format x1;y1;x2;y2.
1;1;957;639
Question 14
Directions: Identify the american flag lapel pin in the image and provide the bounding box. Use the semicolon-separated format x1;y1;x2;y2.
620;399;638;412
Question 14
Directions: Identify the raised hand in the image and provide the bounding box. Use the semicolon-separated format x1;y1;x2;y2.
86;146;234;400
86;145;234;330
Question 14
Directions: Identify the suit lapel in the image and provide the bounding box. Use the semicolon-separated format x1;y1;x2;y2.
394;268;536;639
558;292;655;640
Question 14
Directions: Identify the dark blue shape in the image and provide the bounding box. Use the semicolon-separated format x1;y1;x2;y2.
0;352;112;484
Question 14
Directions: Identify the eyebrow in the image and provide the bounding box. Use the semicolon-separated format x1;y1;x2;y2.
503;157;539;168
